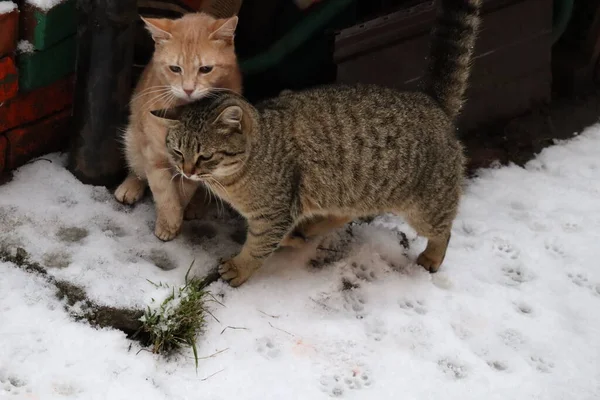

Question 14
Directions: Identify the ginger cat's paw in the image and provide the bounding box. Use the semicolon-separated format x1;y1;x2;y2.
219;258;252;287
115;175;146;205
154;218;181;241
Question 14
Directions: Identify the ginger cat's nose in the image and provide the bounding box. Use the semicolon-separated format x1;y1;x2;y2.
184;89;194;97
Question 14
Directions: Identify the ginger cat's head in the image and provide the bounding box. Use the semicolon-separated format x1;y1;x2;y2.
142;13;241;102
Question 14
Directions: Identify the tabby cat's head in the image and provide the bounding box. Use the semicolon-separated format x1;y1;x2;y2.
142;13;239;101
151;95;252;181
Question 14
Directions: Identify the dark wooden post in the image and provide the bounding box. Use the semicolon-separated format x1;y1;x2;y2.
68;0;137;186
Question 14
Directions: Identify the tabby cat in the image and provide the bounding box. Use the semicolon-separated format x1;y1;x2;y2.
114;13;242;241
151;0;482;286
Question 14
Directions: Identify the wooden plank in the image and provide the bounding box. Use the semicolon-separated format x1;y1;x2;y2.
0;7;18;57
5;108;72;170
0;56;18;102
0;74;74;133
20;0;76;51
17;35;75;92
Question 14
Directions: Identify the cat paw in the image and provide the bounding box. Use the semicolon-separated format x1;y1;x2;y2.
417;252;442;273
114;177;146;205
184;202;210;221
154;219;181;241
219;258;252;287
280;231;309;248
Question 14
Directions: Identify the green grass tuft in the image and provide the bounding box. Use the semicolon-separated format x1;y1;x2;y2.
138;261;216;368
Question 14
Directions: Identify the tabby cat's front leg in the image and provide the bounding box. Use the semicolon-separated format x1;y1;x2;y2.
219;214;293;287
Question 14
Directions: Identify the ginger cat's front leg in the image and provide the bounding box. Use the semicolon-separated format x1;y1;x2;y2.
147;168;184;241
219;213;293;287
115;173;147;205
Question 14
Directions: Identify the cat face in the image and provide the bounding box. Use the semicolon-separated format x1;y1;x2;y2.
155;102;248;180
142;14;239;102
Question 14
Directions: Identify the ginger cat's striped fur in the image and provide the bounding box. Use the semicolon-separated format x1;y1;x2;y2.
115;13;242;241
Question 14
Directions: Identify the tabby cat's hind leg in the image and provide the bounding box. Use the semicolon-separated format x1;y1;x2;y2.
405;207;456;273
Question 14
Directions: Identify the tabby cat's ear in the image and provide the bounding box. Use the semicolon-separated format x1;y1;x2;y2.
209;16;238;44
141;17;173;44
214;105;243;130
150;107;183;126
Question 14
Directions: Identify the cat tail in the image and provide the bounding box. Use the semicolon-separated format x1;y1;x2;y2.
425;0;482;121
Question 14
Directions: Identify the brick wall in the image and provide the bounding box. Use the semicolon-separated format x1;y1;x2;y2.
0;0;75;177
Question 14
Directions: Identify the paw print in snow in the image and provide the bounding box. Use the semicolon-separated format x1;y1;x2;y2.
437;358;468;379
502;265;533;286
0;373;28;396
351;262;376;282
319;368;373;397
568;272;589;287
342;288;367;319
365;318;387;342
398;299;427;315
256;337;280;360
492;238;520;260
544;239;568;259
529;356;554;373
487;360;508;372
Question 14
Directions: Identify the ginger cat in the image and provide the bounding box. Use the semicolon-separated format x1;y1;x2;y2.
115;13;242;241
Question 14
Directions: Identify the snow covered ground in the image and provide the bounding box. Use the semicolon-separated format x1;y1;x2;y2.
1;123;600;400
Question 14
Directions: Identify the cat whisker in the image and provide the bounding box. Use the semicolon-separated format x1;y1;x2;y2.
131;86;172;104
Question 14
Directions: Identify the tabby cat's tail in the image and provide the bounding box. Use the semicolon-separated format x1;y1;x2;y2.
426;0;482;121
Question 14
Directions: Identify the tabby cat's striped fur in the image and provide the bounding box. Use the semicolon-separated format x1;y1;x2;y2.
152;0;482;286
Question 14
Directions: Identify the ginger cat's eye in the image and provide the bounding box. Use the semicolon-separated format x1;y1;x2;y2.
169;65;182;73
199;66;213;74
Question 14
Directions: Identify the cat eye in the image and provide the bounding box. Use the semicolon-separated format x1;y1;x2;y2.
169;65;182;73
197;154;214;162
172;149;183;158
199;65;213;74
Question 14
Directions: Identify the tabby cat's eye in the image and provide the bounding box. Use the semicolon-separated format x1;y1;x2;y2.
199;65;213;74
169;65;182;73
198;154;214;161
173;149;183;158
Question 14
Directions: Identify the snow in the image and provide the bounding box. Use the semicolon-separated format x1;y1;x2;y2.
17;40;35;54
1;123;600;399
0;2;17;14
25;0;65;12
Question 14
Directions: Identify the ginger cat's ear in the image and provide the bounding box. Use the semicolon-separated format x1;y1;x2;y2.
214;105;243;130
141;17;173;44
150;107;184;126
209;16;238;44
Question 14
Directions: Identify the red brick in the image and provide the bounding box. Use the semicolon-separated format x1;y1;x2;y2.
0;56;18;102
0;74;74;133
0;8;19;57
0;135;7;174
5;108;72;170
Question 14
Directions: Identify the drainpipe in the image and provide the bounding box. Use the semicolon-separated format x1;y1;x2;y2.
68;0;137;186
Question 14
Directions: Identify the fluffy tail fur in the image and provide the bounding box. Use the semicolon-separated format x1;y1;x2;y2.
426;0;482;121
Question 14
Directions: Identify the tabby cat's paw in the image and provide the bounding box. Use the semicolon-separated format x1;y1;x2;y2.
416;252;442;273
154;219;181;241
219;258;251;287
184;202;210;221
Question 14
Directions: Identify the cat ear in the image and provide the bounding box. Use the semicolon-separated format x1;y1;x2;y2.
141;17;173;44
215;105;243;130
150;107;184;126
209;16;238;44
